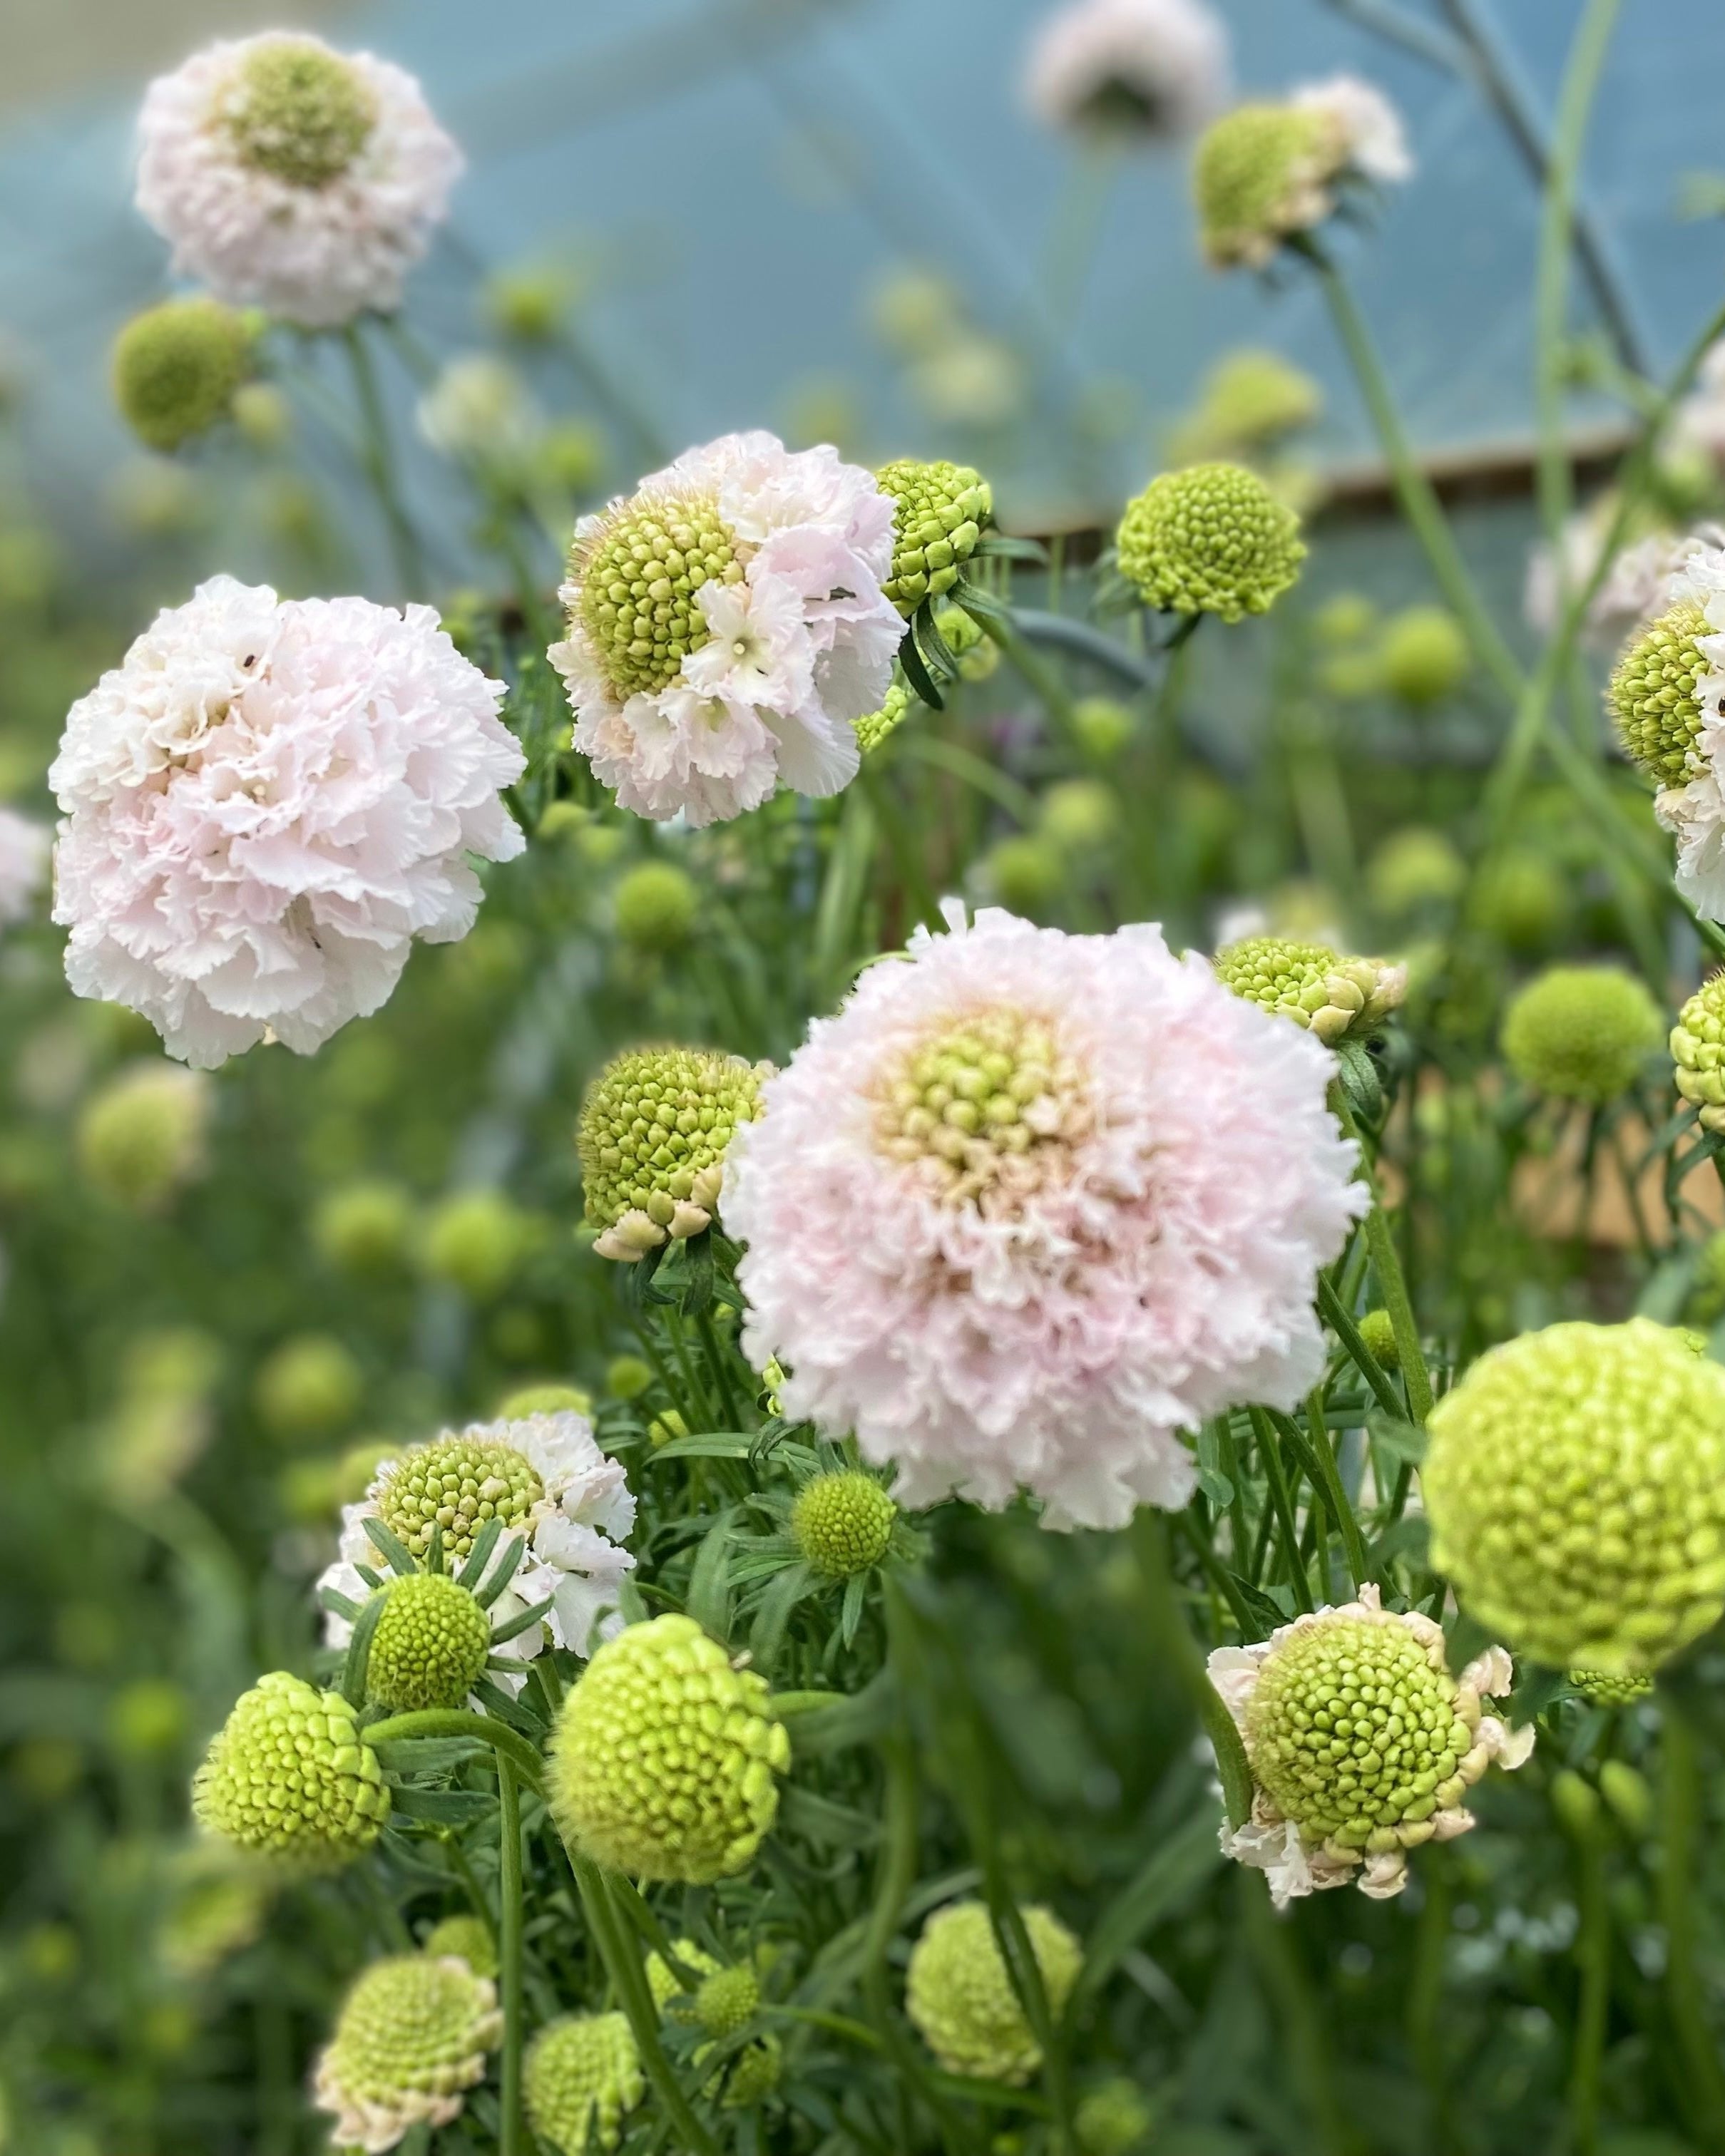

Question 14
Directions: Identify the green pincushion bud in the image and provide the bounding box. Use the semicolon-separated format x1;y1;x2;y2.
1115;464;1305;621
645;1937;721;2011
1040;779;1120;854
255;1333;362;1442
606;1354;653;1401
876;458;993;614
493;1382;591;1420
1192;348;1321;451
374;1432;545;1564
1072;695;1135;760
112;300;252;452
1501;965;1662;1105
934;603;999;680
792;1470;897;1578
1550;1769;1603;1840
312;1954;501;2150
1379;606;1469;707
313;1181;414;1275
1469;849;1566;953
613;861;699;951
985;833;1065;914
1569;1668;1654;1707
1366;828;1468;920
570;490;744;698
421;1914;498;1980
1672;972;1725;1131
1423;1318;1725;1672
1356;1308;1399;1369
1598;1758;1654;1835
1607;600;1714;784
222;37;377;189
1213;935;1405;1044
524;2013;644;2155
1076;2078;1155;2156
365;1573;492;1713
421;1189;536;1302
906;1901;1081;2085
717;2030;782;2108
548;1613;792;1883
1193;103;1341;267
855;681;914;754
77;1063;210;1211
695;1963;761;2037
578;1043;767;1259
191;1672;389;1872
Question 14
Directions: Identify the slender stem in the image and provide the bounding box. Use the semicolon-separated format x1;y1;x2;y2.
362;1707;546;1792
1316;1273;1406;1422
1247;1407;1314;1612
1569;1817;1609;2156
497;1761;524;2156
1331;1089;1435;1424
1303;1387;1367;1593
1130;1511;1254;1827
1657;1691;1725;2140
342;319;428;599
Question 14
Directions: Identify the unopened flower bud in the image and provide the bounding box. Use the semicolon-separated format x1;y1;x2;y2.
906;1901;1080;2085
1116;463;1304;621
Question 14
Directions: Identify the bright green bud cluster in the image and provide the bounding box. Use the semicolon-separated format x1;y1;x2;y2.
1182;347;1321;456
1367;828;1468;920
1500;965;1662;1105
1356;1308;1399;1369
422;1914;498;1980
1193;103;1339;267
1470;850;1566;953
791;1470;896;1578
222;38;377;188
76;1064;208;1210
1076;2078;1155;2156
985;833;1065;913
1040;779;1120;853
934;602;999;681
613;861;699;951
548;1613;791;1883
421;1189;536;1301
1115;463;1305;621
524;2013;644;2155
191;1672;389;1872
645;1937;721;2011
695;1963;761;2037
1672;972;1725;1132
375;1433;543;1564
1379;606;1470;707
1213;935;1404;1044
1424;1319;1725;1672
255;1333;362;1441
876;457;992;613
573;492;743;697
719;2031;782;2107
854;681;913;754
607;1354;654;1401
112;300;250;452
1569;1668;1654;1707
493;1382;591;1420
1607;600;1713;784
313;1181;414;1274
314;1954;500;2148
1245;1613;1475;1849
906;1901;1081;2086
577;1044;766;1233
366;1573;492;1712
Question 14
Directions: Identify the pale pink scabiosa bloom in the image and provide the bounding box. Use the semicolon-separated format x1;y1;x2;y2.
319;1412;636;1673
1290;73;1413;185
1208;1585;1533;1908
135;31;461;329
49;575;523;1069
1022;0;1230;143
548;430;903;828
1617;543;1725;920
1522;498;1725;647
0;805;48;927
724;903;1366;1531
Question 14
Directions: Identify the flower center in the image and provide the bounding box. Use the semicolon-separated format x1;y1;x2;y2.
375;1436;544;1561
1244;1614;1473;1847
1607;599;1714;786
872;1007;1092;1211
573;490;744;699
220;40;377;190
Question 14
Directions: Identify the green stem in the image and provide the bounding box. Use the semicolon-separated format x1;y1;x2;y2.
1130;1511;1254;1827
1331;1089;1435;1424
1569;1819;1609;2156
1316;1273;1406;1422
497;1760;524;2156
1657;1692;1725;2141
362;1708;546;1792
1238;1872;1356;2155
1247;1406;1314;1611
342;319;428;599
1303;1387;1367;1593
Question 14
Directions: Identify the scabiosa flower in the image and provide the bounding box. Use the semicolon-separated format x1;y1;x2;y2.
1193;76;1408;268
906;1901;1082;2085
1115;464;1305;620
49;577;524;1069
134;33;462;329
1212;935;1405;1044
421;1914;498;1981
111;299;252;453
191;1671;389;1872
312;1954;501;2153
360;1572;494;1713
1673;972;1725;1131
876;456;993;614
724;904;1366;1531
76;1062;211;1211
0;804;48;927
792;1470;898;1578
1500;965;1662;1105
524;2013;644;2155
1023;0;1229;143
1208;1584;1532;1908
577;1044;769;1261
320;1412;635;1670
1424;1319;1725;1673
549;431;902;827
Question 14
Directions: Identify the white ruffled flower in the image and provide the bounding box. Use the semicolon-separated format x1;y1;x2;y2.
135;32;461;328
1291;73;1413;185
1524;500;1725;646
320;1412;636;1674
548;430;902;828
1022;0;1230;142
1208;1583;1532;1909
0;806;48;926
1632;544;1725;920
49;576;524;1069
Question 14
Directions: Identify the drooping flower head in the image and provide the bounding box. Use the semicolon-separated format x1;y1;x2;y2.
312;1954;501;2153
1213;935;1405;1044
320;1411;635;1671
135;32;462;328
1023;0;1230;143
1194;75;1410;268
191;1671;389;1872
1115;464;1305;620
724;905;1366;1531
906;1901;1081;2085
50;577;523;1068
1208;1584;1532;1908
875;457;993;615
1423;1319;1725;1672
1500;965;1662;1105
1673;971;1725;1131
549;431;903;827
576;1044;769;1261
548;1613;791;1882
0;804;48;928
524;2013;644;2155
111;298;252;452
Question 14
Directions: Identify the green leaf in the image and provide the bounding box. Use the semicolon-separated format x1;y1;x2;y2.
1224;1572;1291;1641
784;1670;897;1755
779;1785;881;1850
649;1434;757;1462
472;1534;526;1610
1075;1810;1226;2003
362;1516;419;1577
340;1587;387;1709
749;1561;813;1678
897;622;946;712
488;1595;555;1647
1334;1036;1384;1125
1195;1422;1234;1508
388;1785;498;1822
371;1736;488;1775
456;1516;505;1590
1510;1660;1567;1728
1367;1409;1428;1468
686;1507;739;1643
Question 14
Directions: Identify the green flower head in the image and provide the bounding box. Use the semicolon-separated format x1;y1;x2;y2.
1213;935;1405;1044
1672;971;1725;1131
1379;605;1469;707
876;457;993;614
613;861;700;951
222;36;378;190
1172;346;1322;461
1500;965;1662;1104
421;1913;498;1980
1193;103;1339;267
364;1572;492;1713
576;1042;769;1259
1356;1308;1399;1369
791;1470;897;1578
312;1953;501;2150
1607;600;1714;786
191;1672;389;1872
854;680;915;754
112;299;252;453
524;2013;644;2155
1077;2078;1155;2156
1115;463;1305;621
906;1901;1080;2085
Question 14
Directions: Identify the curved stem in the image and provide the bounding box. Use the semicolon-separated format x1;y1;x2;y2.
362;1708;546;1793
1248;1407;1314;1612
342;319;428;600
1331;1089;1435;1425
497;1760;524;2156
1657;1692;1725;2141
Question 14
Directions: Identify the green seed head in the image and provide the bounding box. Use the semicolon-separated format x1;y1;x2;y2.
984;833;1066;914
606;1354;654;1401
876;457;993;615
1424;1318;1725;1672
76;1064;209;1211
112;299;251;452
1076;2078;1155;2156
1366;828;1468;920
1379;605;1470;707
1469;849;1567;953
695;1963;761;2038
1672;971;1725;1132
524;2013;644;2155
421;1914;498;1980
313;1181;414;1275
1356;1308;1399;1369
365;1572;492;1713
576;1044;767;1234
190;1672;389;1872
548;1613;791;1883
1213;935;1404;1044
1193;103;1340;267
1569;1668;1654;1707
613;861;700;951
255;1333;362;1442
420;1189;535;1302
1177;347;1322;458
854;680;914;754
906;1901;1081;2086
1115;463;1305;621
1607;600;1714;785
571;490;743;697
791;1470;897;1578
1500;965;1662;1104
312;1954;501;2148
220;37;377;189
374;1433;544;1563
645;1937;721;2012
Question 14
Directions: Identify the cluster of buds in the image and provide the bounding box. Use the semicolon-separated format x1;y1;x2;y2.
1212;935;1406;1044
